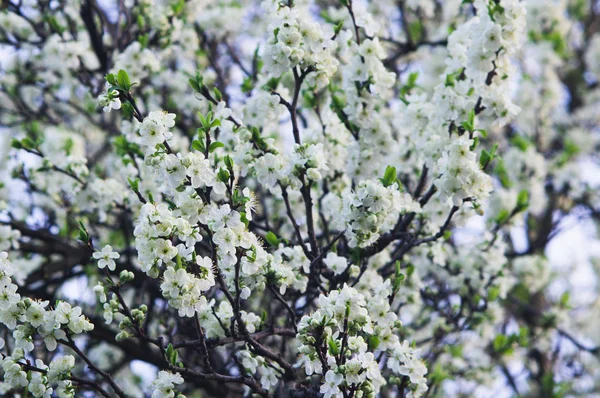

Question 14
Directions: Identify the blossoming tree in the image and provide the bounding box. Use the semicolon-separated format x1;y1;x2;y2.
1;0;600;396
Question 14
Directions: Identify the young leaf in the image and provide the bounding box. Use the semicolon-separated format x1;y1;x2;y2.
105;73;117;86
328;338;340;355
117;70;131;91
217;168;230;184
515;189;529;212
213;87;223;102
265;231;280;247
209;142;224;153
127;178;140;192
192;140;205;153
224;155;234;170
381;166;397;187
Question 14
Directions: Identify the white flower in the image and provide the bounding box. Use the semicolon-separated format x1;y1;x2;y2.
92;245;120;271
242;187;257;220
323;252;348;275
47;355;75;383
98;91;121;112
254;153;285;189
184;152;215;189
320;370;344;398
139;111;176;150
93;284;107;303
0;251;13;277
151;371;184;398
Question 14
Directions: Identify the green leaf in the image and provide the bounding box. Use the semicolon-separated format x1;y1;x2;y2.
209;142;224;153
541;374;555;397
495;158;512;188
241;77;253;93
408;21;424;43
447;344;462;358
495;209;510;224
166;343;178;364
105;73;117;86
559;292;570;308
191;139;205;153
263;77;281;92
488;286;500;301
368;335;380;350
213;87;223;102
189;78;201;92
138;34;149;48
127;178;140;192
381;165;397;187
189;72;204;93
334;20;344;35
44;15;65;34
21;137;36;149
394;260;401;277
11;139;22;149
117;70;131;91
198;113;208;131
557;140;580;167
171;0;184;14
121;102;134;120
224;155;234;170
136;14;145;29
328;338;340;355
468;109;475;129
408;72;419;86
493;334;508;352
518;327;530;346
240;212;250;228
461;121;474;132
516;190;529;212
217;168;230;184
511;135;531;152
78;221;89;243
393;273;404;293
265;231;280;247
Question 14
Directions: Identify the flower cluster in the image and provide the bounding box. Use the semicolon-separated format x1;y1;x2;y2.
151;371;185;398
139;111;177;154
160;257;214;317
325;179;420;248
0;253;91;397
261;0;338;88
2;0;599;396
1;351;77;397
0;252;93;346
434;136;493;207
297;284;428;397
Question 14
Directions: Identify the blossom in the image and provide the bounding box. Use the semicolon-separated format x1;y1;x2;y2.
320;370;343;398
0;0;591;397
92;245;120;271
47;355;75;383
151;371;184;398
139;111;176;150
323;252;347;275
97;91;121;112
